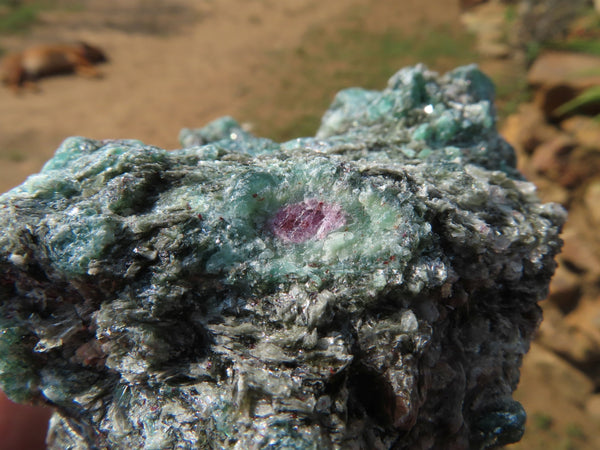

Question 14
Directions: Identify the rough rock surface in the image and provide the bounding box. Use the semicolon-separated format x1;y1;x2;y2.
502;52;600;446
527;51;600;119
0;65;565;449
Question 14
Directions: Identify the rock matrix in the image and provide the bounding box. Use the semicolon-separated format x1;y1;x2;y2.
0;65;564;449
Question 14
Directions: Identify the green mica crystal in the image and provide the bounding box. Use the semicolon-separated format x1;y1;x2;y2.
0;65;565;449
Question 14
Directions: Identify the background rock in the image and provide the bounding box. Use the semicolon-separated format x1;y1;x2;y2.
501;31;600;448
528;51;600;89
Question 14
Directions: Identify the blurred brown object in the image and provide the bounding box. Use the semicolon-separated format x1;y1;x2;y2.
528;51;600;89
459;0;518;10
0;42;108;92
528;51;600;119
0;390;51;450
460;0;511;57
517;0;588;54
587;394;600;423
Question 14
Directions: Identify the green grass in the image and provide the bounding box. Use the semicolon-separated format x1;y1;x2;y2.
532;6;600;57
565;423;586;440
0;0;83;34
0;0;47;34
0;3;38;34
318;23;477;90
0;150;28;163
549;39;600;56
504;4;518;24
531;412;554;430
246;18;478;142
554;85;600;117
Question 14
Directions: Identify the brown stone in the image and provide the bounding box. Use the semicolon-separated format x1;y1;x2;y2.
584;179;600;228
559;203;600;285
529;135;600;188
561;116;600;149
528;51;600;90
537;302;600;366
527;177;569;206
560;224;600;276
564;146;600;188
529;134;577;181
528;51;600;120
548;264;582;313
565;298;600;360
501;102;560;156
533;84;578;119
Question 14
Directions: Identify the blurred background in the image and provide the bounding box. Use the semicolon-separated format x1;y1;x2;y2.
0;0;599;448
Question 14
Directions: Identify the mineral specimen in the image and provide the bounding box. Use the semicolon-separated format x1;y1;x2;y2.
0;64;565;449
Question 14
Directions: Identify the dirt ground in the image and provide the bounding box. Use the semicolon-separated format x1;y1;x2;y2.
0;0;460;192
0;0;596;448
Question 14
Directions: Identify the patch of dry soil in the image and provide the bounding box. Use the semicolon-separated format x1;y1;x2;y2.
0;0;458;192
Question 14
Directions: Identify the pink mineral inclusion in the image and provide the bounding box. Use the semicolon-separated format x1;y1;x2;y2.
269;199;346;243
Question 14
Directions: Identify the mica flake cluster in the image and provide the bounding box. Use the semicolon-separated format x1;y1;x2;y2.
0;65;565;449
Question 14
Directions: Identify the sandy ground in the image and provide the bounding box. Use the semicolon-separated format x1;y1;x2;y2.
0;0;459;192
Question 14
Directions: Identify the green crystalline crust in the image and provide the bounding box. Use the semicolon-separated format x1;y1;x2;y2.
0;65;565;449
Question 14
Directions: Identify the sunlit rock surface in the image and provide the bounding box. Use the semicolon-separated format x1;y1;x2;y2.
0;65;565;449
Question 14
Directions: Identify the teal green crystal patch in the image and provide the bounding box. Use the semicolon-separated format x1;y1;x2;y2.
0;322;39;403
43;207;123;275
160;154;433;290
